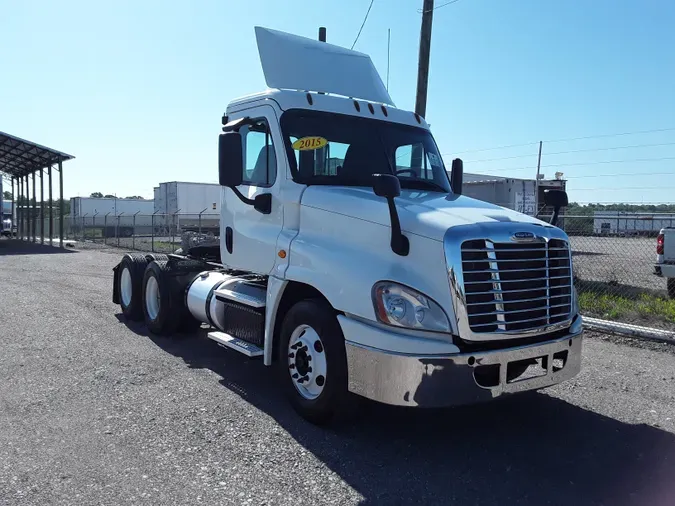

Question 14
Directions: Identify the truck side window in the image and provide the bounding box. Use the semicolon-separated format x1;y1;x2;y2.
241;119;277;186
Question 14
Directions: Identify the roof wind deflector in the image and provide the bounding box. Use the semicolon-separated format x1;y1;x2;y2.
254;26;395;106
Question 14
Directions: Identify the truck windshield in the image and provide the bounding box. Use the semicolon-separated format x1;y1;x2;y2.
280;109;451;193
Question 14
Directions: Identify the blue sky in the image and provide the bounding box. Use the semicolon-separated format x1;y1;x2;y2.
1;0;674;203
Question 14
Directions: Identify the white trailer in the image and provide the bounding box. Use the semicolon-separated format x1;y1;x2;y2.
70;197;155;237
154;181;221;234
594;211;675;236
461;176;538;216
111;28;582;425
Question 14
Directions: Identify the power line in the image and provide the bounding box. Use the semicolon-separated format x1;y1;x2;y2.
569;186;675;191
568;201;674;204
474;155;675;173
419;0;461;12
543;127;675;145
453;127;675;155
454;142;540;156
542;155;675;169
460;141;675;164
565;170;675;180
351;0;375;50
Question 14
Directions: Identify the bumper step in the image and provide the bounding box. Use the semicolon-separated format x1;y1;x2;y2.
207;331;263;357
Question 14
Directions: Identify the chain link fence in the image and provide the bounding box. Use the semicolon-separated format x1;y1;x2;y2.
551;214;673;328
62;213;220;254
56;211;673;327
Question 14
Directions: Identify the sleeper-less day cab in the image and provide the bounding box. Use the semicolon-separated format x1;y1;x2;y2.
112;27;583;424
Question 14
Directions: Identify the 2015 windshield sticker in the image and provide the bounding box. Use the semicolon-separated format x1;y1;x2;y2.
292;136;328;151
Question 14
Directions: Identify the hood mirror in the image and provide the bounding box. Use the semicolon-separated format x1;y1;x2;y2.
372;174;409;256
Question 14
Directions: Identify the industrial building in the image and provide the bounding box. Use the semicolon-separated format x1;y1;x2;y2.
593;211;675;236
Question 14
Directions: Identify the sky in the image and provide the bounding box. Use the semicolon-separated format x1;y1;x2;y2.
1;0;674;204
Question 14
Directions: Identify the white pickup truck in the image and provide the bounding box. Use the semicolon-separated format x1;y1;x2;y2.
111;27;583;425
655;227;675;298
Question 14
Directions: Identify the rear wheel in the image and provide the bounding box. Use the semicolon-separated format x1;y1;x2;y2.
668;278;675;299
118;253;149;321
142;260;180;335
278;299;351;425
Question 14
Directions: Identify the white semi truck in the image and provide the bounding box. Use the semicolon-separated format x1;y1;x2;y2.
654;227;675;298
112;27;583;424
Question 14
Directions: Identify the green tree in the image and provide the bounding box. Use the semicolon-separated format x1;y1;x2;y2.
90;192;103;198
3;190;12;200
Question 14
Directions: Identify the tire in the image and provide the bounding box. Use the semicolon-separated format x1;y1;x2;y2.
142;260;180;336
277;299;351;425
668;278;675;299
118;253;149;321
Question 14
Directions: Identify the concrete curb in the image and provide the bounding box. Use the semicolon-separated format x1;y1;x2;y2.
583;316;675;343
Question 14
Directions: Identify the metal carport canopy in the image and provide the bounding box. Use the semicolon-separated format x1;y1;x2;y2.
0;131;75;248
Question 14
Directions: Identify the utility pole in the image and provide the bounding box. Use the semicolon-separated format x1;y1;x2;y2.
535;141;543;214
415;0;434;118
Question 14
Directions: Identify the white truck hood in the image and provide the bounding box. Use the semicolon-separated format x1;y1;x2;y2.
301;186;553;241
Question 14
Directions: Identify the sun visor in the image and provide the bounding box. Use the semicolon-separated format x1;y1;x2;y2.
254;26;394;106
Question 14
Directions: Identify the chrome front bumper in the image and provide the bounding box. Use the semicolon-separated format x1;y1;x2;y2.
345;318;583;408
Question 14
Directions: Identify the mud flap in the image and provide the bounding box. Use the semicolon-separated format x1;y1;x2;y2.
112;263;121;304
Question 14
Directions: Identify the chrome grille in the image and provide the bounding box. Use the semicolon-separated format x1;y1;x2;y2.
461;239;573;333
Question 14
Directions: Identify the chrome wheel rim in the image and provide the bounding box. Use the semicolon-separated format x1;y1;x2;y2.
288;324;327;400
145;276;160;321
120;267;133;307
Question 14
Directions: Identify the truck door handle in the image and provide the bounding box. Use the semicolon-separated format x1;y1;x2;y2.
225;226;233;253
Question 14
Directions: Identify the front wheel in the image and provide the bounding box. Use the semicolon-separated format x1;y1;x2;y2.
277;299;351;425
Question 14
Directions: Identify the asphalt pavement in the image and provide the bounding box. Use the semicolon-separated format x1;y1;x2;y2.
1;239;674;506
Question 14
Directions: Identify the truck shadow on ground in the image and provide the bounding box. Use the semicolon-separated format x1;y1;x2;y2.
0;239;77;255
118;316;675;505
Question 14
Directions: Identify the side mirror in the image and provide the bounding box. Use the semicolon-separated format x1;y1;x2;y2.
218;132;243;187
450;158;463;196
543;189;569;208
372;173;401;198
372;174;409;256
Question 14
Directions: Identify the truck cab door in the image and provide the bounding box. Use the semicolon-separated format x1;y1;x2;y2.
220;105;284;274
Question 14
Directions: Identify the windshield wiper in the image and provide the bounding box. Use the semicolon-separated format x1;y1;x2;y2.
398;179;449;193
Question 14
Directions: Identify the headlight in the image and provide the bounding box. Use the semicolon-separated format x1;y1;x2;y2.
372;281;450;332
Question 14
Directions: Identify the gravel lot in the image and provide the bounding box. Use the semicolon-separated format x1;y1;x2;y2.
570;236;664;295
2;239;675;506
